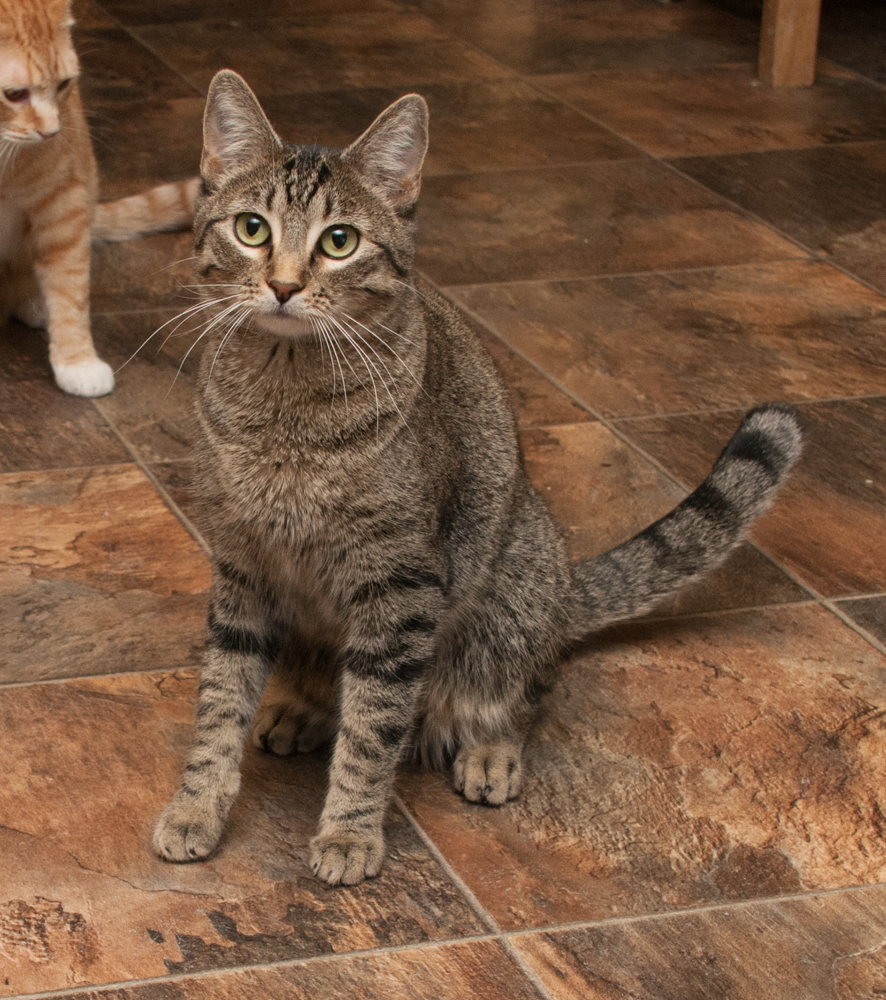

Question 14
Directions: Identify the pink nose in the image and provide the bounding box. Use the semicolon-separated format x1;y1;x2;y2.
268;280;302;304
37;128;59;139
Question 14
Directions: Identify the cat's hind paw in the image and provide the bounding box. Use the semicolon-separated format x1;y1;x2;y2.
253;702;336;755
153;798;225;863
53;357;115;397
309;831;384;886
453;740;523;806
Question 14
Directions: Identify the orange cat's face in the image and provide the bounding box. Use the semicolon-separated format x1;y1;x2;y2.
0;0;78;144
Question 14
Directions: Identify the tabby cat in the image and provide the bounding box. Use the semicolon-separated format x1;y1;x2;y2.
0;0;197;397
153;70;802;886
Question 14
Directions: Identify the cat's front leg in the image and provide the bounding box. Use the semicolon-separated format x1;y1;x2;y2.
29;180;114;397
154;566;279;862
310;568;443;886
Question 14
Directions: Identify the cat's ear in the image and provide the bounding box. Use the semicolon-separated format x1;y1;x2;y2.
202;70;281;184
342;95;429;209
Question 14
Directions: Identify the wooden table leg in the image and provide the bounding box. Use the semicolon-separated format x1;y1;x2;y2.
759;0;823;86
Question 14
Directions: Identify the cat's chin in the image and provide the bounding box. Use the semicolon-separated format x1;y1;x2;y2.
253;313;315;338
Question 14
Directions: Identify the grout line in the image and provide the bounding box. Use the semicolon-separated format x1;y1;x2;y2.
503;879;886;940
89;402;212;557
0;665;197;691
4;933;501;1000
392;796;557;1000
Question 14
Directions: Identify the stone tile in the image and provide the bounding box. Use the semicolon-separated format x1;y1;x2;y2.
91;232;197;314
0;465;209;683
0;671;485;995
418;161;802;286
405;0;759;75
100;0;400;26
514;886;886;1000
76;29;202;197
615;399;886;598
470;325;593;429
674;142;886;294
133;13;511;98
400;604;886;929
0;322;130;473
49;941;545;1000
260;78;640;175
537;63;886;157
837;596;886;647
90;310;202;464
451;261;886;418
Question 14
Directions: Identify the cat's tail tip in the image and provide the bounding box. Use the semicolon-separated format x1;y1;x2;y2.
570;402;802;637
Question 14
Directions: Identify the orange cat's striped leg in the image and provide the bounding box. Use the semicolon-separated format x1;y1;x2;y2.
30;180;114;397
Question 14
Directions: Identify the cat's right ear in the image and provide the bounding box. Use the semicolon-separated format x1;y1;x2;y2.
202;70;281;185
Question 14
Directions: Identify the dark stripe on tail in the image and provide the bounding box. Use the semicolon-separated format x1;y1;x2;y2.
569;403;802;638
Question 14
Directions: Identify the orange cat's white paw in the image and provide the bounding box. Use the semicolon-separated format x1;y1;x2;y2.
53;358;115;397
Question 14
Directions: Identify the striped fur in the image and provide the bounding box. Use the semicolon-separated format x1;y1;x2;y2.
0;0;197;396
153;72;803;885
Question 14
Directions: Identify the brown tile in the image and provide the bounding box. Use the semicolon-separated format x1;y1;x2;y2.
133;13;511;98
816;0;886;87
514;886;886;1000
451;261;886;418
91;232;197;314
837;596;886;646
406;0;759;75
674;142;886;293
76;29;203;196
91;310;203;464
0;363;129;474
519;421;804;616
400;604;886;928
0;465;209;683
470;324;593;429
100;0;400;26
0;670;485;995
418;160;802;286
616;399;886;598
537;63;886;157
260;78;640;175
49;941;545;1000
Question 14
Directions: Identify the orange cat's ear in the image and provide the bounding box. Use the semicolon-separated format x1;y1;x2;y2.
342;94;428;210
202;70;281;185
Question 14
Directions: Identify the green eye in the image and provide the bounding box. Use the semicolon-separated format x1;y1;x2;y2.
319;224;359;259
234;213;271;247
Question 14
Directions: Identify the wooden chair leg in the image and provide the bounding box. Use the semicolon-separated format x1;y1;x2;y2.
759;0;823;87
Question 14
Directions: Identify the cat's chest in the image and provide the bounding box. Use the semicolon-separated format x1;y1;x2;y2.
0;200;26;263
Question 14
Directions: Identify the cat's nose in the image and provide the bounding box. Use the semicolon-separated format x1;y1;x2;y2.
37;128;59;139
268;280;302;304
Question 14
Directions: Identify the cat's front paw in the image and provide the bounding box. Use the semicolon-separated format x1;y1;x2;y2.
309;830;384;886
153;797;225;863
253;702;336;755
53;357;115;397
453;740;523;806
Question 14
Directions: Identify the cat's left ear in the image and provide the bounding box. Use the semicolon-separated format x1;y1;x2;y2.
342;95;429;210
202;70;281;184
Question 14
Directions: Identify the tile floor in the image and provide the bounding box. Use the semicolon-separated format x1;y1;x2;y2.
2;0;886;997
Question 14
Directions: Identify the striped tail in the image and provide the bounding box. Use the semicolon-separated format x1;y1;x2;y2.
92;177;201;242
570;403;802;638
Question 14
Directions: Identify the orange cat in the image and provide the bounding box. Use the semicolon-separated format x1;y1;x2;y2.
0;0;197;396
